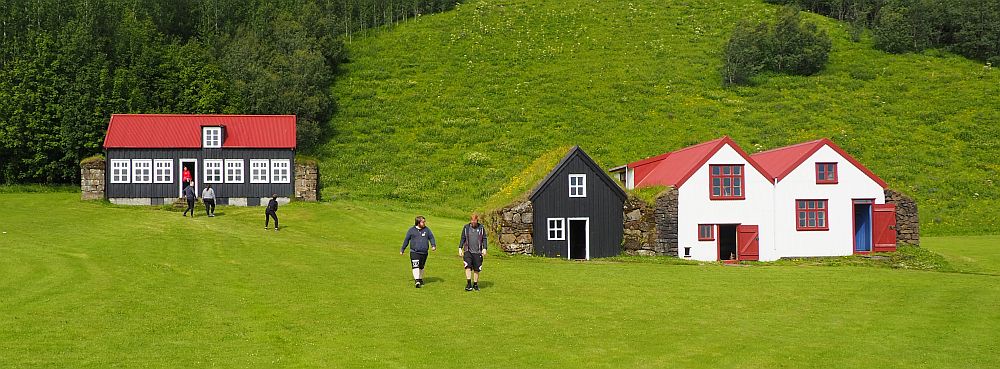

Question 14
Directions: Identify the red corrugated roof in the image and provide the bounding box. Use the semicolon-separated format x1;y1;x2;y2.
103;114;296;149
628;137;770;188
751;138;887;188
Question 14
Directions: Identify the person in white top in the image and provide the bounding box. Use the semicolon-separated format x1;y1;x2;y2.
202;185;216;217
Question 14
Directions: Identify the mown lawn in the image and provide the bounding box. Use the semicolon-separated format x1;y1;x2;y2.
320;0;1000;235
1;193;998;368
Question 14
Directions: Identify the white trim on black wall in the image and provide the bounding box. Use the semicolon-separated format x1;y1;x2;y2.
154;159;173;183
110;159;131;183
132;159;152;183
547;218;565;240
271;159;290;183
204;159;223;183
250;159;270;183
569;174;586;197
225;159;244;183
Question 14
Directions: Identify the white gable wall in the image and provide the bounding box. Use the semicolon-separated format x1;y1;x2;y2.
772;145;885;258
677;144;777;261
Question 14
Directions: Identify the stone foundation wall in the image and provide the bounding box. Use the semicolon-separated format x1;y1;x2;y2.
80;157;105;200
886;189;920;246
488;200;534;254
294;161;319;201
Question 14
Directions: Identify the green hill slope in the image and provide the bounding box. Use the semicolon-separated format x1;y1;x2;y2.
320;0;1000;236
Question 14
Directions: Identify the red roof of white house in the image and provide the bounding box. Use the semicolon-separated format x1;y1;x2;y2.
750;138;887;188
103;114;296;149
627;137;770;188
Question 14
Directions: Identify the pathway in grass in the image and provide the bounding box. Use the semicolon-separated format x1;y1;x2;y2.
2;193;998;368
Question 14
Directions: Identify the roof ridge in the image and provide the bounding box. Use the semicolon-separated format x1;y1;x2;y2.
751;139;825;156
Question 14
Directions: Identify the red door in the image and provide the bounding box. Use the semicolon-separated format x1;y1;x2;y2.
737;225;759;261
873;204;897;252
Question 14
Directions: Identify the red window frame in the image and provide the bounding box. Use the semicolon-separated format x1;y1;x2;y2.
796;199;829;231
698;224;715;241
816;162;838;184
709;164;745;200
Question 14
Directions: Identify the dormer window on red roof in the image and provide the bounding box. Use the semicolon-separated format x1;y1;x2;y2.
203;127;222;148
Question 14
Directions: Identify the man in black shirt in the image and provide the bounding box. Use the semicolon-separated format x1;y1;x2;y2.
400;216;436;288
265;194;279;231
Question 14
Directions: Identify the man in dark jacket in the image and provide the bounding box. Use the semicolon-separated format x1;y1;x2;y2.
182;181;197;217
400;216;436;288
459;213;487;291
265;194;279;231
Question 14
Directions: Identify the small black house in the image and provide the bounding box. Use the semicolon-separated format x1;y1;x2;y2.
530;146;627;259
102;114;296;206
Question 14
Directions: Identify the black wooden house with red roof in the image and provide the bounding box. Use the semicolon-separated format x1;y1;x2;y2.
102;114;296;206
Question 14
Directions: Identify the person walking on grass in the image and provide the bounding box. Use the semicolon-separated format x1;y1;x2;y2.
265;194;279;231
400;216;436;288
459;213;487;291
182;181;197;217
202;185;216;217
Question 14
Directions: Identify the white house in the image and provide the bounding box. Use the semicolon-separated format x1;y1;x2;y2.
611;137;897;262
611;137;775;262
751;138;895;257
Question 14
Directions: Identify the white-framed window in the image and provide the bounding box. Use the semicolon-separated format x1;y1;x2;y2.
154;159;173;183
203;127;222;148
270;159;290;183
547;218;565;241
204;159;223;183
131;159;152;183
250;159;270;183
569;174;586;197
110;159;131;183
225;159;244;183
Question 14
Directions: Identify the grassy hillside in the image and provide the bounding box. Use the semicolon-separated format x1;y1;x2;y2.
319;0;999;236
2;193;999;367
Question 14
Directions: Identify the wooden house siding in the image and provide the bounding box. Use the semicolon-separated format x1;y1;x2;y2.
105;148;294;199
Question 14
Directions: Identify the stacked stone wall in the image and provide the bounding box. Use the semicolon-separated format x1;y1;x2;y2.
295;161;319;201
885;189;920;246
488;201;534;254
80;157;105;200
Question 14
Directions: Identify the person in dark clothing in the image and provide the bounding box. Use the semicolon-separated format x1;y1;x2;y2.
459;213;488;291
182;181;197;217
265;194;279;231
202;185;216;217
400;216;436;288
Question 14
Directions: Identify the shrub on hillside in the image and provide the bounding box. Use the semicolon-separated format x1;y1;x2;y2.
722;6;832;85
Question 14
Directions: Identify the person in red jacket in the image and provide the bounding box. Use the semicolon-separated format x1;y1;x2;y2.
182;167;192;185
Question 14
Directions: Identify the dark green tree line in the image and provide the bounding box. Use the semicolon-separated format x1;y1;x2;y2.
0;0;460;183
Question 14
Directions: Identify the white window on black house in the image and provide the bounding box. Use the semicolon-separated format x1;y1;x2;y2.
225;159;244;183
547;218;565;240
132;159;152;183
204;159;223;183
271;159;290;183
202;127;222;148
250;159;270;183
568;174;586;197
153;159;173;183
110;159;131;183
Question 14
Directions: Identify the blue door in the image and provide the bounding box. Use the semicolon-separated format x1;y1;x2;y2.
854;203;872;252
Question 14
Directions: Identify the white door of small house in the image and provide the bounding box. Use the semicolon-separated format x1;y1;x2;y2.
566;217;590;260
178;159;198;197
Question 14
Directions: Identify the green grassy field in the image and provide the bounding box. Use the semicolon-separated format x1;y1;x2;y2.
2;193;998;368
319;0;1000;236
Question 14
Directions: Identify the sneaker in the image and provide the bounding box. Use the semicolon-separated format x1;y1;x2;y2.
473;284;480;291
415;282;422;288
465;285;473;292
275;227;280;232
265;227;270;230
